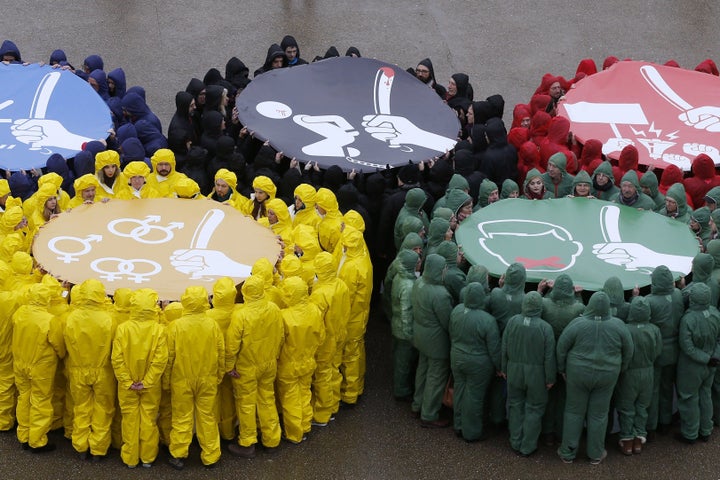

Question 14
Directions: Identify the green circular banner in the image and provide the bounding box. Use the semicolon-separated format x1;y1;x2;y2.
455;197;700;290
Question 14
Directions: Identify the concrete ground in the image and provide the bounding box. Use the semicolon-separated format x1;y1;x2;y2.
2;1;720;478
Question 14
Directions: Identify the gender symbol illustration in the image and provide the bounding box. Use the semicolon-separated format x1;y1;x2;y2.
592;205;693;274
91;257;162;284
108;215;184;244
47;234;103;263
8;71;94;154
170;208;253;280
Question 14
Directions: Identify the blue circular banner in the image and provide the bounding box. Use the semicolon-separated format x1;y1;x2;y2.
0;63;112;171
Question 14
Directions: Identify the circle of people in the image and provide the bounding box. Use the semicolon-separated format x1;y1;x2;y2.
1;36;720;468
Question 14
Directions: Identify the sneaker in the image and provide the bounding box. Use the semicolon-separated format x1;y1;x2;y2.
91;454;104;463
168;456;185;470
142;462;153;468
228;443;256;458
204;461;218;469
589;449;608;465
557;448;573;464
329;416;336;422
311;420;328;427
126;464;137;469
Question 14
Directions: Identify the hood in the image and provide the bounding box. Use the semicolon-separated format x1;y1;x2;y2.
546;116;570;144
592;161;614;181
201;110;224;136
215;168;237;190
573;169;592;186
39;171;63;191
281;276;307;305
280;254;303;279
89;69;110;100
0;40;21;61
666;182;688;211
341;226;364;254
49;49;67;65
602;276;625;307
485;118;508;146
241;275;265;302
73;173;99;193
262;43;287;70
163;302;184;322
523;168;543;189
518;143;540;168
486;94;505;118
316;188;339;212
436;241;458;267
314;251;337;281
427;217;450;244
549;273;575;302
692;153;716;180
660;164;683;188
584;291;611;320
453;149;477;176
343;210;365;233
466;265;489;288
78;278;107;307
121;92;150;117
225;57;250;89
478;179;498;207
503;263;527;293
397;249;420;276
251;257;275;288
692;253;714;282
422;254;446;285
579;139;603;167
293;224;322;259
83;54;104;72
280;35;301;61
204;84;224;112
212;277;237;308
432;207;453;222
640;170;659;197
445;189;472;216
185;77;206;98
113;288;132;312
267;198;291;225
8;172;34;201
627;296;650;324
621;170;641;190
463;282;486;309
650;265;675;295
447;174;469;193
26;283;51;307
692;206;710;228
522;291;543;317
707;240;720;269
548;152;567;174
108;68;126;97
174;91;194;116
417;58;437;83
689;282;711;311
705;186;720;206
404;188;426;211
501;179;519;199
253;175;277;199
181;285;210;314
294;183;317;207
451;73;471;99
121;138;146;162
11;251;33;275
124;160;150;178
129;288;160;322
618;145;639;172
470;125;488;153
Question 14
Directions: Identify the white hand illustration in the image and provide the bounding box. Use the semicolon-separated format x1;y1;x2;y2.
602;137;635;155
361;114;456;153
678;106;720;132
170;248;252;280
11;118;93;151
683;142;720;164
592;242;693;274
661;153;692;171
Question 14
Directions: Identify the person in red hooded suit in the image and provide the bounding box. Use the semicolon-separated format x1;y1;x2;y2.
659;164;695;209
683;154;720;208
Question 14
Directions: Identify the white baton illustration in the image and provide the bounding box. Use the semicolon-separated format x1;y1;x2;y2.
592;205;694;274
8;71;94;153
170;208;253;280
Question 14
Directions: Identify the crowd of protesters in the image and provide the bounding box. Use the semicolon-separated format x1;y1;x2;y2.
1;35;720;467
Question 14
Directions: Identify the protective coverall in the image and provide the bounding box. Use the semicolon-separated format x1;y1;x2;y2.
338;227;373;405
167;286;224;466
503;291;556;455
292;224;322;289
292;183;321;229
41;275;70;433
390;250;420;400
677;283;720;441
206;277;238;442
424;217;450;259
436;240;466;304
225;275;284;449
277;277;324;443
12;283;65;449
158;301;183;446
310;252;350;422
251;257;283;307
382;232;423;320
449;282;500;440
557;292;633;463
540;273;584;440
412;254;453;423
110;287;132;448
645;265;684;433
615;297;661;451
64;279;117;457
146;148;188;198
0;262;21;431
111;289;168;467
263;198;295;258
316;188;343;254
602;276;630;321
487;262;527;425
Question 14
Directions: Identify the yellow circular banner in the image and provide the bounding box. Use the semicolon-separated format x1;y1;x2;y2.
33;198;281;300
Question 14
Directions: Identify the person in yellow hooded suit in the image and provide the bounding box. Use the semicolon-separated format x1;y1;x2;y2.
316;188;343;254
225;275;284;458
208;168;249;211
94;150;129;199
338;227;373;406
146;148;187;198
0;261;21;432
242;175;276;220
12;283;65;452
111;288;167;469
68;174;102;209
310;252;350;424
64;279;116;461
166;286;224;470
277;276;324;444
291;183;321;229
117;161;161;199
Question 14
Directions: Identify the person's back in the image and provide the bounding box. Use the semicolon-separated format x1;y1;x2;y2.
111;288;167;468
64;279;116;460
225;275;284;457
541;274;584;339
167;286;224;469
449;283;500;441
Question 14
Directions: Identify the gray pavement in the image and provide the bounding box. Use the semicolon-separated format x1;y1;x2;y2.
2;1;720;478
